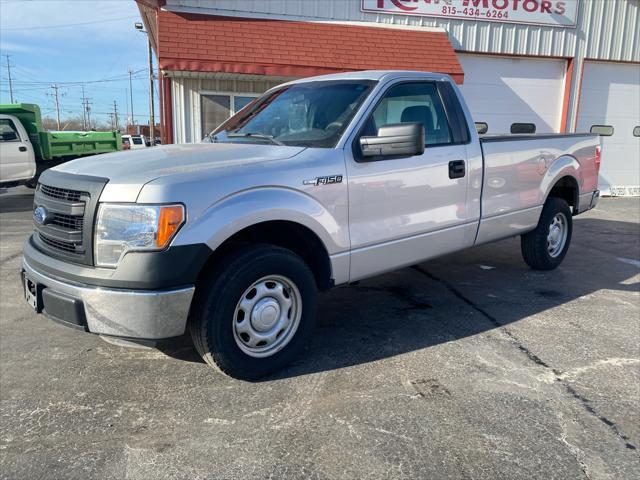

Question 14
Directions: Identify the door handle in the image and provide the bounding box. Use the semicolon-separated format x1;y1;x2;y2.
19;146;27;152
449;160;465;179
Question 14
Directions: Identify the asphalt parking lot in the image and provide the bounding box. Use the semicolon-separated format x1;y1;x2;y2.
1;186;638;480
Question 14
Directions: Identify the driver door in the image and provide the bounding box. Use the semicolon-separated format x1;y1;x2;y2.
0;118;35;184
345;81;476;281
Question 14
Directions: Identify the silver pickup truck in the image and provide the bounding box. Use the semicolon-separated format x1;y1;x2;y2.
21;71;600;379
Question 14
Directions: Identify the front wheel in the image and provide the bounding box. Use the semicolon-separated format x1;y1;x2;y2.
190;245;317;380
521;197;573;270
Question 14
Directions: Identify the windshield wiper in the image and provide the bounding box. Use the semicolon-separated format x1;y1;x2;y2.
226;132;284;146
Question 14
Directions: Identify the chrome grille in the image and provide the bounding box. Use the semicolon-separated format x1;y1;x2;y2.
34;182;88;258
32;173;107;266
38;233;78;253
51;213;84;231
39;184;85;202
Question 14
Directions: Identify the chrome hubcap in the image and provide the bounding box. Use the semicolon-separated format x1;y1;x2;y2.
233;275;302;358
547;213;568;258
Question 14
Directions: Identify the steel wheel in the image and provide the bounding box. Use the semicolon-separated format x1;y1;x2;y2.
547;212;568;258
232;275;302;358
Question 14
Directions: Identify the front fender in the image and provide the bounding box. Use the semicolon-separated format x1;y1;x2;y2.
172;187;349;256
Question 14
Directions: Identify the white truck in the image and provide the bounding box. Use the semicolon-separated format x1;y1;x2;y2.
21;71;600;379
1;104;122;188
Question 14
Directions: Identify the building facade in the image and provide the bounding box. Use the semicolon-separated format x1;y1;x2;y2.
137;0;640;195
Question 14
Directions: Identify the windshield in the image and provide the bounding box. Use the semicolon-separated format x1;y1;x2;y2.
209;80;376;148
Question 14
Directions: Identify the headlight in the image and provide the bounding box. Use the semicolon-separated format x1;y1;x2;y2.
95;203;185;268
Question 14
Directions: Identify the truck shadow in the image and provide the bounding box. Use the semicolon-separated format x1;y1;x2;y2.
160;214;639;380
0;187;35;213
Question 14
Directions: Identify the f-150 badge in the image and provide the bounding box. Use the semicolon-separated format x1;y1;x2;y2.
303;175;343;186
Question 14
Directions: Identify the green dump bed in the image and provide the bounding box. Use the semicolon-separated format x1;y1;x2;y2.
0;103;121;162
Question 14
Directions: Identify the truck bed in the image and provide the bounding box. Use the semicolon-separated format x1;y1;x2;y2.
476;132;600;245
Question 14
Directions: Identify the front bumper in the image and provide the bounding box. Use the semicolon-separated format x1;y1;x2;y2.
22;258;194;340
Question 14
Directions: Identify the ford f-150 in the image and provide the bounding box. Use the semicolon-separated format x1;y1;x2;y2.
21;71;601;379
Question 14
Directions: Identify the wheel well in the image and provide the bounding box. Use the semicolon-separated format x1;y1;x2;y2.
200;221;333;291
548;176;578;213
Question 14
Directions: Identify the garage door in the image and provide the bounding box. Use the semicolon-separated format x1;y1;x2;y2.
576;61;640;196
458;54;567;135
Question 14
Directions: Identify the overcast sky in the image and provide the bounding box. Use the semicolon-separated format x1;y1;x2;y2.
0;0;158;128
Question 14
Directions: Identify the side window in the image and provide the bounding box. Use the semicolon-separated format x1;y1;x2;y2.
0;119;21;143
366;82;452;146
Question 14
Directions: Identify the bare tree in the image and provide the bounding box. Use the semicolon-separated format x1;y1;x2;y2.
42;115;111;132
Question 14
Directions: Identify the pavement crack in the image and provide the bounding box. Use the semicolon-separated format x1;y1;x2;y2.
413;265;638;452
0;250;22;265
556;412;593;480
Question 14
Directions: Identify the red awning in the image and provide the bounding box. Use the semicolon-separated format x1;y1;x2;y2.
157;12;464;83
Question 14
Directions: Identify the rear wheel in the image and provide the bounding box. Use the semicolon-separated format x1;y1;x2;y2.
521;197;573;270
190;245;317;380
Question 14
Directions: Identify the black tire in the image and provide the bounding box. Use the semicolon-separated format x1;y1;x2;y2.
190;244;317;380
25;176;39;189
521;197;573;270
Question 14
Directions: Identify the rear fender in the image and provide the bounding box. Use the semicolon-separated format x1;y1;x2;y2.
542;155;581;202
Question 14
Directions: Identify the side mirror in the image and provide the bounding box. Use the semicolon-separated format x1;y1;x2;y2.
359;123;425;159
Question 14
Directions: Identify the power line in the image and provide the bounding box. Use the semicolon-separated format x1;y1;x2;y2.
0;69;147;86
2;15;139;31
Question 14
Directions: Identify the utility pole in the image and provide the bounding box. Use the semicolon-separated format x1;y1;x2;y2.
147;39;155;145
80;85;88;130
84;97;92;130
128;68;135;129
50;84;62;130
4;55;15;103
112;100;119;131
125;88;130;132
135;22;155;145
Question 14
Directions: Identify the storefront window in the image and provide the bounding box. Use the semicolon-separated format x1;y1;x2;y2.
234;96;255;113
201;94;258;138
201;95;231;139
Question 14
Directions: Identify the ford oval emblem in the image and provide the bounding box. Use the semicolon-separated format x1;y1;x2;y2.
33;206;49;226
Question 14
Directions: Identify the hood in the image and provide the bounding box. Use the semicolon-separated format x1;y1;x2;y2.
54;142;306;200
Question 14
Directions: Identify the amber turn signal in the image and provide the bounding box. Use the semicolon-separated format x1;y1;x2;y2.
156;205;185;248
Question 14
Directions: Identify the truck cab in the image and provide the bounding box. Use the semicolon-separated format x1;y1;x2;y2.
0;113;36;187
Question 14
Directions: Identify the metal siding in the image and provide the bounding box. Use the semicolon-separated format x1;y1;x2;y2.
167;0;639;62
